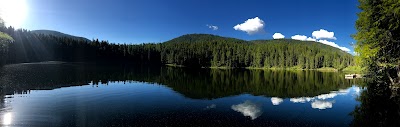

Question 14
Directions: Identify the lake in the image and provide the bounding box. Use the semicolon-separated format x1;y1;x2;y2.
0;62;366;127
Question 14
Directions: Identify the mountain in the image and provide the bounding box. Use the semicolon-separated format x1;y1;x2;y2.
31;30;90;42
1;25;354;69
164;34;247;44
159;34;353;69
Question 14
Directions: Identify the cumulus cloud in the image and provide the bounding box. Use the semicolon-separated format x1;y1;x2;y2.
350;86;364;96
206;24;218;30
337;89;350;94
311;101;333;110
288;29;350;52
291;35;308;41
290;97;314;103
316;93;337;100
318;40;350;52
306;37;316;41
271;97;283;105
231;100;263;120
353;87;361;95
290;35;316;42
234;17;265;34
288;86;363;110
272;33;285;39
312;29;337;40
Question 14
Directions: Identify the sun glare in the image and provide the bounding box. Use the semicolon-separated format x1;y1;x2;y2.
0;0;28;28
2;112;12;125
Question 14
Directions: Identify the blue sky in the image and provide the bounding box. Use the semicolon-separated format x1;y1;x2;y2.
18;0;359;52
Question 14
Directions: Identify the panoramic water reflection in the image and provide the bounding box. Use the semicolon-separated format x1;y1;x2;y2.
0;63;368;126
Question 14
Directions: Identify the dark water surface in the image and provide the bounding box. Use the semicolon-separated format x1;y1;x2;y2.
0;63;367;127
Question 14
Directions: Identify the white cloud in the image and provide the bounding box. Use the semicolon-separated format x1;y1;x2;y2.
318;40;350;52
290;97;314;103
289;29;349;52
316;93;337;100
351;86;364;96
337;89;350;94
353;87;361;94
231;100;263;120
311;101;333;110
288;87;363;110
206;24;218;30
306;37;316;42
272;33;285;39
291;35;308;41
291;35;316;42
234;17;265;34
312;29;337;40
271;97;283;105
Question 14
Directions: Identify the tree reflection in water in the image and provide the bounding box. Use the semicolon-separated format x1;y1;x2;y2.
350;79;400;126
2;63;396;126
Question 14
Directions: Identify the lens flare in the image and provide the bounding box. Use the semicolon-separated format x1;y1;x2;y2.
0;0;28;28
3;112;12;125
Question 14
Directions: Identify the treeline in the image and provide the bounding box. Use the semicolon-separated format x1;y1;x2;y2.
163;35;354;69
0;24;353;69
160;34;353;69
0;26;161;64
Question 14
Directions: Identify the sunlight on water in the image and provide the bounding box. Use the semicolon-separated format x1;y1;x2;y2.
2;112;12;125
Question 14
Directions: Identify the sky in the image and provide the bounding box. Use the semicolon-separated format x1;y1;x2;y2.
2;0;359;52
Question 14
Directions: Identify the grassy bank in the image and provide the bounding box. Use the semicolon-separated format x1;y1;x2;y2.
165;64;366;73
246;66;338;72
342;66;366;73
165;64;185;67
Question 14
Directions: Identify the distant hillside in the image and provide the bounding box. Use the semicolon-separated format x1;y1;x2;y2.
32;30;90;42
164;34;247;44
0;25;354;69
159;34;353;69
250;39;351;55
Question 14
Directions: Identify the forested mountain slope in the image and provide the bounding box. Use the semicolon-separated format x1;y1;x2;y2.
0;25;353;69
160;34;353;69
32;30;90;42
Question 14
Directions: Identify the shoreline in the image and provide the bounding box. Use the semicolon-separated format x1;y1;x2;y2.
165;64;365;73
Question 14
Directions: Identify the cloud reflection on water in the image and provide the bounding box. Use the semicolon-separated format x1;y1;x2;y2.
232;100;263;120
311;101;333;109
271;97;283;105
285;86;363;110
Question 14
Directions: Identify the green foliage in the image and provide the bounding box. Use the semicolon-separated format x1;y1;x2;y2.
0;27;353;69
354;0;400;85
0;31;14;65
32;30;90;42
350;78;400;126
160;35;353;69
342;66;366;73
0;18;4;28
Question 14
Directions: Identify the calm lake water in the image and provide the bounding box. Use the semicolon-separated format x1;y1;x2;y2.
0;63;366;127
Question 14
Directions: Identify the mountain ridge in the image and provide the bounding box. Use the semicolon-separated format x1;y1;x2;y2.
31;30;90;42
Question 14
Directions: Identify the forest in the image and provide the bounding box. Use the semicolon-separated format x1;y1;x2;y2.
0;20;353;69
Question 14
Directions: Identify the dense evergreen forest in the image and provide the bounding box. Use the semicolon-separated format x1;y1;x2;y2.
0;21;353;69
